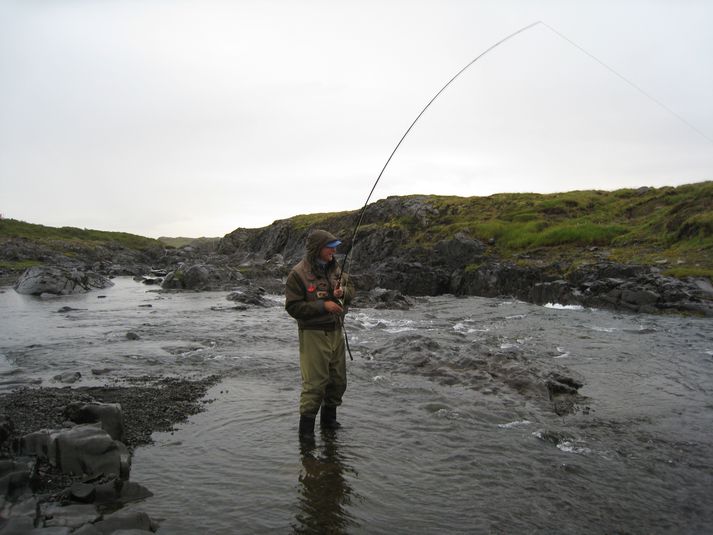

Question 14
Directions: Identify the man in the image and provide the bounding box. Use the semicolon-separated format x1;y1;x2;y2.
285;229;354;437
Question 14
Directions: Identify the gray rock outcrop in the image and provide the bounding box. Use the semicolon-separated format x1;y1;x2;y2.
20;424;130;478
161;263;245;291
226;285;277;307
64;401;125;442
14;266;114;296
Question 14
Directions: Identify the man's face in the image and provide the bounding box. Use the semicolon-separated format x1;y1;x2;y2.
319;245;336;263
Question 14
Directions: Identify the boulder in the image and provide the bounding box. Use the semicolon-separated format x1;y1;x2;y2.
0;460;31;501
14;266;114;296
90;510;155;534
53;371;82;384
20;429;58;460
21;424;129;478
41;503;100;529
226;286;276;307
0;416;13;449
162;263;245;291
54;424;129;478
63;402;125;442
0;516;36;534
352;288;415;310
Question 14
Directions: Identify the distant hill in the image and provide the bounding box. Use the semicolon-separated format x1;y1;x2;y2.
0;219;160;250
0;219;165;282
157;236;221;248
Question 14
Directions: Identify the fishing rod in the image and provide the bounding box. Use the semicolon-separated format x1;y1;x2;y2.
335;20;543;361
334;19;711;358
338;20;713;276
339;20;543;277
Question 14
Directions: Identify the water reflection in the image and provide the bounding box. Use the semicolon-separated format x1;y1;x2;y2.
293;431;359;534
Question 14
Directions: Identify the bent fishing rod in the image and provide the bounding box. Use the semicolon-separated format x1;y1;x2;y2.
338;19;713;277
338;20;542;277
334;19;711;357
335;20;542;360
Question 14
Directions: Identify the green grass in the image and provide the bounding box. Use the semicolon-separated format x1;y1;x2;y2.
0;260;42;270
664;266;713;279
289;210;354;231
0;219;161;250
285;181;713;280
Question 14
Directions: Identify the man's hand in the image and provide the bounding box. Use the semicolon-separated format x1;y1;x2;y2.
324;300;343;314
333;286;344;299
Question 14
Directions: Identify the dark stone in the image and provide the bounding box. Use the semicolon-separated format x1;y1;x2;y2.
53;372;82;384
226;286;276;307
432;232;485;269
162;263;245;291
90;510;154;534
69;482;97;503
57;306;84;313
0;461;31;501
352;288;415;310
64;402;125;442
14;266;114;296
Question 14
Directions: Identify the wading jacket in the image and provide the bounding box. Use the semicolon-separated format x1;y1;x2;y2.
285;230;354;331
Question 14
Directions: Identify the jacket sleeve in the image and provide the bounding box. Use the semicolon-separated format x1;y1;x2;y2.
285;270;325;320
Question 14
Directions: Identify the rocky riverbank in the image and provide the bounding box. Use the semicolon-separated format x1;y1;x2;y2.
3;183;712;316
0;375;219;533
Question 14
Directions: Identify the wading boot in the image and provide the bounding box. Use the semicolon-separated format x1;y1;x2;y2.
298;415;316;437
320;405;341;429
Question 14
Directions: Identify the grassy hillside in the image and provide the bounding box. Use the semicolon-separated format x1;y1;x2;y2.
0;219;160;249
418;182;712;277
0;219;162;270
282;181;713;279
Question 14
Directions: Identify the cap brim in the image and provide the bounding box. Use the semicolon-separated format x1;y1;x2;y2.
325;240;342;248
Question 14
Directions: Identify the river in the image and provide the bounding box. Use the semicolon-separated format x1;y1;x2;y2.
1;277;712;534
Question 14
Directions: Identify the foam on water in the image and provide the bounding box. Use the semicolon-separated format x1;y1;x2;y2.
553;346;571;359
589;325;616;332
497;420;532;429
556;440;592;455
544;303;585;310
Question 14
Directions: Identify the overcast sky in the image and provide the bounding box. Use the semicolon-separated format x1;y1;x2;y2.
1;1;711;238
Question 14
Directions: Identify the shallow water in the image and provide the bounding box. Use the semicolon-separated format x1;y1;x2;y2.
1;278;712;534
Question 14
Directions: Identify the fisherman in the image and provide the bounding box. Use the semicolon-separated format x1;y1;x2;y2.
285;229;354;437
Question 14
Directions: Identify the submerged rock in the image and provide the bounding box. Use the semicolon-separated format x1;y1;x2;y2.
14;266;114;296
53;372;82;384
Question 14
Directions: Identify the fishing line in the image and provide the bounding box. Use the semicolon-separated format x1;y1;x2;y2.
336;20;542;362
340;20;542;276
540;22;713;146
339;19;712;276
336;20;710;359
